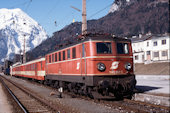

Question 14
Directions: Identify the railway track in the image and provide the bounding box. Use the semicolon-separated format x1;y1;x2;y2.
0;77;27;113
100;98;169;113
0;75;60;113
1;75;169;113
65;91;170;113
61;82;169;113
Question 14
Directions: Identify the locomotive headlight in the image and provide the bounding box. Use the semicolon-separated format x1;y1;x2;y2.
125;63;132;71
97;62;106;72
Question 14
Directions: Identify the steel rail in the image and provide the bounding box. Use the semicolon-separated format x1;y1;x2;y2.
1;75;60;112
124;98;170;111
0;76;28;113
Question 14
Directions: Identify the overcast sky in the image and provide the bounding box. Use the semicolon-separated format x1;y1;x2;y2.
0;0;114;36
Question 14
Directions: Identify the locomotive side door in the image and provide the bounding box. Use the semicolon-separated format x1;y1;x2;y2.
81;43;87;78
35;63;38;79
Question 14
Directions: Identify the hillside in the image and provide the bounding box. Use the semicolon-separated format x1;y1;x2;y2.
26;0;169;61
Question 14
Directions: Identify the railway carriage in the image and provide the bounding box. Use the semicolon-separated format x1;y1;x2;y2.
11;58;45;80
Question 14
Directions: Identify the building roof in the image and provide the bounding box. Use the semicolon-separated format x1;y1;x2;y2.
131;33;169;43
131;35;152;43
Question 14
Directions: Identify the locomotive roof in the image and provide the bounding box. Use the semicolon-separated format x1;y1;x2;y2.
47;33;131;55
12;57;45;68
83;34;131;41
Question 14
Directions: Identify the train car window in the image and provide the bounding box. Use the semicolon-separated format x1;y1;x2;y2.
82;44;85;57
59;52;61;61
117;43;129;54
72;47;76;59
41;61;42;70
45;56;48;64
49;55;51;63
63;51;65;60
52;54;54;62
96;42;112;54
67;49;70;59
35;64;37;70
31;64;34;70
55;53;57;62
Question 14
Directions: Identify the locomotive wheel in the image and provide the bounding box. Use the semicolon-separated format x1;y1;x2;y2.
125;90;134;99
81;85;87;96
114;92;123;100
43;80;48;85
87;87;94;99
39;80;44;84
53;81;59;89
67;82;74;92
126;94;133;99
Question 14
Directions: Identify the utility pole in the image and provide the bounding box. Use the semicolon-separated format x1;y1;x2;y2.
82;0;87;35
23;34;26;64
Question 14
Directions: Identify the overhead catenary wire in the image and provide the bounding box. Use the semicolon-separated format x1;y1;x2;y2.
5;1;113;35
45;1;60;17
43;0;61;27
24;0;32;13
8;1;29;9
88;3;112;20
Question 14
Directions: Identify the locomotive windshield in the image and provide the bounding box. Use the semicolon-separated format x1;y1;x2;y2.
117;43;129;54
96;42;112;54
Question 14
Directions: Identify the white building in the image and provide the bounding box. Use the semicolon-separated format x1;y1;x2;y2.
131;34;170;64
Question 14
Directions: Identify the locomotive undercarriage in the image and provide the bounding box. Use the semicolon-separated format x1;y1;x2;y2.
13;74;136;99
44;74;136;99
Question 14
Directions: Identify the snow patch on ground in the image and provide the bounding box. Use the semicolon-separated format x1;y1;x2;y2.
136;75;170;94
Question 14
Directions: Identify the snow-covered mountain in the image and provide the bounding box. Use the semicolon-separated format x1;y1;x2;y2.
109;0;135;13
0;8;48;63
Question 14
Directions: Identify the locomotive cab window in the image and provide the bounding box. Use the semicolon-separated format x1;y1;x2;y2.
82;44;85;57
63;51;65;60
96;42;112;54
117;43;129;54
59;52;61;61
49;55;51;63
72;47;76;59
55;53;57;62
67;49;70;59
52;54;54;62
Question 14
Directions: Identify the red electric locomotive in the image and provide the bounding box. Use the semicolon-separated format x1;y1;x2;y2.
44;34;136;98
11;34;136;98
